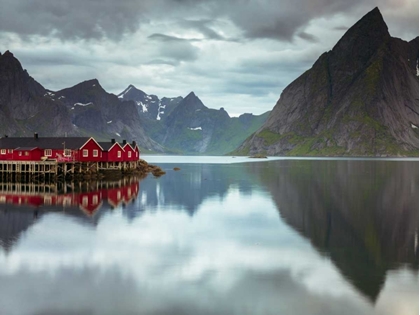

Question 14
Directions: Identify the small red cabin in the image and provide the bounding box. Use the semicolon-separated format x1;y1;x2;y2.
98;140;125;162
121;141;136;161
13;147;43;161
77;138;104;162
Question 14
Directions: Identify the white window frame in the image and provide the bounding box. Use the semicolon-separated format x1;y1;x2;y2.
63;197;72;206
117;151;121;158
93;195;98;204
82;196;88;206
44;196;52;205
82;149;88;157
128;151;131;158
64;149;71;156
7;149;13;154
93;149;98;157
44;149;52;156
0;149;6;155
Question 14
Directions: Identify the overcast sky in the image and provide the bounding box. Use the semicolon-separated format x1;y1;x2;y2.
0;0;418;116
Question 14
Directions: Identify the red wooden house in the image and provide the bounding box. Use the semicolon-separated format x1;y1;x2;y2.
132;141;140;160
121;140;136;161
0;134;105;162
12;147;43;161
98;140;125;162
76;138;104;162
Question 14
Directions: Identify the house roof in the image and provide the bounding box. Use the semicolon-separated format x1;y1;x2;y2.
98;142;123;151
0;137;91;150
14;147;39;151
121;142;135;151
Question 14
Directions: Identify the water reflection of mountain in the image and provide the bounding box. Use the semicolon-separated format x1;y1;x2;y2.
0;178;140;252
134;163;257;216
246;159;419;302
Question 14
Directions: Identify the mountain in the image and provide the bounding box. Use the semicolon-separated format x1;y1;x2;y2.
117;85;183;121
235;7;419;157
117;86;270;154
0;51;163;152
148;92;270;154
52;80;164;152
0;51;76;136
0;51;268;154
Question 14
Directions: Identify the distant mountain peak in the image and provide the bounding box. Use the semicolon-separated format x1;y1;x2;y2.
185;91;197;99
182;92;206;110
333;7;389;56
75;79;104;91
85;78;100;85
117;84;145;99
0;50;24;72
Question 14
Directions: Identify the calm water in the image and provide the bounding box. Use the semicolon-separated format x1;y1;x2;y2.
0;157;418;315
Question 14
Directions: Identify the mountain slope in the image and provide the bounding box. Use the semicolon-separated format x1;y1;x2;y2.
0;52;164;152
0;51;76;137
54;80;164;151
153;92;270;154
117;85;183;121
235;7;418;157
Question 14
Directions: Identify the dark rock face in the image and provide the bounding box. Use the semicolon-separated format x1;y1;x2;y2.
237;8;419;156
117;85;183;121
54;80;164;152
0;51;76;137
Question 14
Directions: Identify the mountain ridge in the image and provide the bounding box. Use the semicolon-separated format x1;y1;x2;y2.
0;52;269;155
234;7;419;157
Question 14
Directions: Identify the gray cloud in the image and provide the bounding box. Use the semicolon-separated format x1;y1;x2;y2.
145;59;179;66
179;19;225;40
0;0;417;42
298;32;319;43
148;33;196;42
149;34;200;62
0;0;147;41
0;0;417;116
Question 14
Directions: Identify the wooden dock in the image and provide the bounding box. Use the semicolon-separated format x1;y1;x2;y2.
0;160;142;182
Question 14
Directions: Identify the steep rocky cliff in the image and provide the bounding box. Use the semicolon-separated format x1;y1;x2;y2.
0;51;76;137
235;8;419;156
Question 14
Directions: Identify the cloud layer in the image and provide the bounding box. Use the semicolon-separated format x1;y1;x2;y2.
0;0;418;115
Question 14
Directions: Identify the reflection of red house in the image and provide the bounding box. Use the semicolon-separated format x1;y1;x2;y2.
0;179;140;216
77;191;103;216
105;181;139;208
